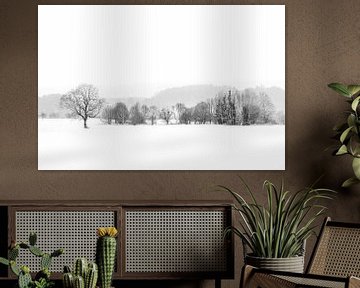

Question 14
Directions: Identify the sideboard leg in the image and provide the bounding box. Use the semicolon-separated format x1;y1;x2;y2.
215;278;221;288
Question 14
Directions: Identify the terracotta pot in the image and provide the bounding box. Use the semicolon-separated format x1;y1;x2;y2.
245;254;304;273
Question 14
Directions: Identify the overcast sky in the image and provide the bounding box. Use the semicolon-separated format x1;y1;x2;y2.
38;5;285;98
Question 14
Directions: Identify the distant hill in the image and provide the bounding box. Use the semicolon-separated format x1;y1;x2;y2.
38;85;285;118
38;94;66;118
150;85;285;111
104;85;230;108
150;85;230;108
106;85;285;111
105;97;146;108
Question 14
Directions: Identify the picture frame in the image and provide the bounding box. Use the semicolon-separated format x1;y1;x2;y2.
38;4;285;170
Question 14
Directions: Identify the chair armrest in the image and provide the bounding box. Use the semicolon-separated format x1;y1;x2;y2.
240;265;296;288
240;265;349;288
349;276;360;288
240;265;254;288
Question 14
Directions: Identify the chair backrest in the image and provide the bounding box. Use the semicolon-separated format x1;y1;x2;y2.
307;217;360;277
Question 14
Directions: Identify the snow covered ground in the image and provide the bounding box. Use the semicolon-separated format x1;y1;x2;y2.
38;119;285;170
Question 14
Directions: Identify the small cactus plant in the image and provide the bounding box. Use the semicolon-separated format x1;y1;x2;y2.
96;227;118;288
74;258;88;280
62;259;98;288
62;266;74;288
85;262;98;288
73;275;85;288
0;232;63;288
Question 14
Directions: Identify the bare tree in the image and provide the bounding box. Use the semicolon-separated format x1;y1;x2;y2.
60;84;105;128
206;98;215;124
173;103;186;124
247;104;261;124
141;105;150;123
179;107;193;124
215;94;225;124
258;92;275;124
236;89;259;125
193;102;210;124
149;106;158;125
101;105;114;124
159;108;173;124
113;102;129;124
275;110;285;124
129;103;145;125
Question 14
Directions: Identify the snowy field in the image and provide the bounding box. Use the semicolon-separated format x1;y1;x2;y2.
38;119;285;170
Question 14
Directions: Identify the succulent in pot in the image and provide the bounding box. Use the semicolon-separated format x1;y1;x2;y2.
220;179;334;272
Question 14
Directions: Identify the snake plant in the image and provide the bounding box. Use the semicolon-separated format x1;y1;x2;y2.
220;179;334;258
328;83;360;187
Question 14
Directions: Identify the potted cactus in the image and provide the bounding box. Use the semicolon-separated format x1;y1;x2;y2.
96;227;118;288
62;258;98;288
0;232;64;288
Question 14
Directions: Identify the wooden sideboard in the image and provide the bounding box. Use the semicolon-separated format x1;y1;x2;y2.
0;201;234;288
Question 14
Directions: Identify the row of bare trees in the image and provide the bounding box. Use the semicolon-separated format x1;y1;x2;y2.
58;84;284;128
101;103;175;125
101;88;284;126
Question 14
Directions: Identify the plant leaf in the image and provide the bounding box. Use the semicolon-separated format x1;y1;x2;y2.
349;135;360;156
352;157;360;179
336;145;348;155
340;126;353;143
342;177;360;188
10;261;20;276
347;85;360;97
328;83;350;97
351;96;360;111
0;257;9;266
347;114;356;128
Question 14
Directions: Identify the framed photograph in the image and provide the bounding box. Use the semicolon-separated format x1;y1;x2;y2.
38;5;285;170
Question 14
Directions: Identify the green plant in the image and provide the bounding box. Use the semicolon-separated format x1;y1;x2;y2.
220;179;334;258
32;278;54;288
74;258;88;280
328;83;360;187
96;227;118;288
0;232;63;288
73;275;85;288
85;262;98;288
62;266;74;288
62;259;98;288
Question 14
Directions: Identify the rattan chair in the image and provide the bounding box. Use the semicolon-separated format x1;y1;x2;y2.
241;217;360;288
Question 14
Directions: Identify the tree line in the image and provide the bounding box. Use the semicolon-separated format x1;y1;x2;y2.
101;88;284;126
52;84;284;128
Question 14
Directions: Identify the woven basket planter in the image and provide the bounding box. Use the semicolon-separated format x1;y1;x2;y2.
245;254;305;273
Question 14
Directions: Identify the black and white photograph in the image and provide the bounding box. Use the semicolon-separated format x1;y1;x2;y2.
38;5;285;170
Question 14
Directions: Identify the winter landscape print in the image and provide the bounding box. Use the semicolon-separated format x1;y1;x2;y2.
38;5;285;170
